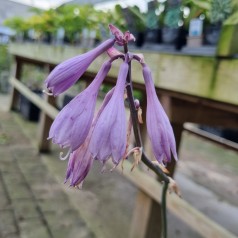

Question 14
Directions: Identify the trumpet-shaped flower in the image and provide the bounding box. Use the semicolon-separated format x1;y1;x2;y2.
48;60;112;152
142;64;178;164
65;139;93;187
89;62;128;165
45;38;115;96
65;88;115;187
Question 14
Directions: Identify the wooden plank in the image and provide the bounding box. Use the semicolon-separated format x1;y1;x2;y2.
8;43;238;106
9;77;58;119
149;54;215;98
8;43;87;65
169;97;238;127
115;161;237;238
211;59;238;105
184;123;238;152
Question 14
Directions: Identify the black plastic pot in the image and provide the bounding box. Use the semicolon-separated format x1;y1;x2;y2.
162;27;179;44
20;89;42;122
204;24;221;45
145;29;163;44
135;32;146;48
175;26;188;51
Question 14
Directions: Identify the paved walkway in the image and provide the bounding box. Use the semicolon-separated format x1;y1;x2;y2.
0;112;95;238
0;93;238;238
0;94;136;238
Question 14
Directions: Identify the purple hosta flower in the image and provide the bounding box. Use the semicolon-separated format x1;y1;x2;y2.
49;60;112;153
109;24;135;46
65;88;115;187
89;62;129;165
45;38;115;96
142;64;178;165
65;138;93;188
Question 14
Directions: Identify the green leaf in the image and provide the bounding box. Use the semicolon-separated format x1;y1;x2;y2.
190;0;211;10
224;11;238;24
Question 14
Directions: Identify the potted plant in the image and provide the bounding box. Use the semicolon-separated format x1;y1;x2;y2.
144;1;163;44
4;16;30;42
121;6;146;47
184;0;233;45
181;0;206;47
162;1;183;45
205;0;232;44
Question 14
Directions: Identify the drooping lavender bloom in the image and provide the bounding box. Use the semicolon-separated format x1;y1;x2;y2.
142;64;178;164
65;88;115;187
65;139;93;187
48;60;112;152
45;38;115;96
89;62;129;165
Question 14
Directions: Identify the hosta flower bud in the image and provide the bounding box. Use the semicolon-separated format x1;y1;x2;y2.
142;64;178;164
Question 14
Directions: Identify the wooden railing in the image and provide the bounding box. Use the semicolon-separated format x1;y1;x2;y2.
8;24;238;238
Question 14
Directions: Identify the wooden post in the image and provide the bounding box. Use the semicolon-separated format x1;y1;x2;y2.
130;92;184;238
38;65;56;153
38;94;56;153
130;191;161;238
9;57;23;111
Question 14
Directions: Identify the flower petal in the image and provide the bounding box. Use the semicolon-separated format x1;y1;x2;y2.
89;62;128;165
65;139;93;187
49;60;112;151
109;24;124;41
124;31;136;42
45;38;115;96
143;64;178;163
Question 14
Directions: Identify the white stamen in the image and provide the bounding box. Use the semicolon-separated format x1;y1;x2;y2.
110;164;117;172
42;89;53;96
131;147;142;171
125;147;142;158
75;183;83;190
138;107;143;124
59;148;72;160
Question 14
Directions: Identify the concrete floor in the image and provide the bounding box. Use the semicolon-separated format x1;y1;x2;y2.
0;93;238;238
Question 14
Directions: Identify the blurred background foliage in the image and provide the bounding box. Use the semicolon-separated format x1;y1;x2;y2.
183;0;238;25
3;0;238;44
4;4;127;43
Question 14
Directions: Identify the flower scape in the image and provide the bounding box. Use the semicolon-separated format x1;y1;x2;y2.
44;24;178;189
